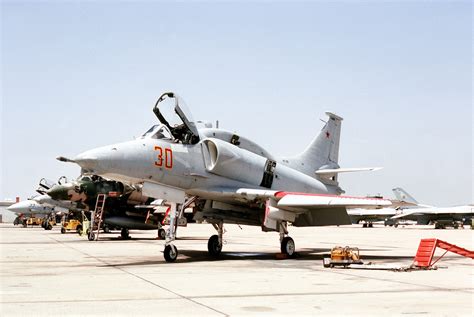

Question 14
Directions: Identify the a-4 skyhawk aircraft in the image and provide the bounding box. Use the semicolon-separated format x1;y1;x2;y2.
7;177;78;228
390;188;473;229
59;92;391;262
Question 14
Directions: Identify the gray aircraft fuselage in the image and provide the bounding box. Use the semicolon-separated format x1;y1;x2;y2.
74;133;336;200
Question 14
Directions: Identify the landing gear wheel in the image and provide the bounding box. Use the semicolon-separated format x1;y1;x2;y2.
207;235;222;256
362;223;368;228
158;228;166;240
88;232;95;241
164;244;178;262
76;225;83;235
121;228;130;240
61;227;66;234
281;236;295;257
368;223;373;228
46;224;53;230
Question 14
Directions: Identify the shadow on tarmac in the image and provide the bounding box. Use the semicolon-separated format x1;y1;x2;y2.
101;248;416;267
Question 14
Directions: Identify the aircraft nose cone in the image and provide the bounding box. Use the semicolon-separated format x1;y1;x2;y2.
46;185;71;200
7;202;28;214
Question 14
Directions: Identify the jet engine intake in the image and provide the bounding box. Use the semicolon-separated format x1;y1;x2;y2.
202;138;269;186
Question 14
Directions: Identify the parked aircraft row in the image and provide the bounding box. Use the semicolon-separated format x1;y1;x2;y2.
6;92;473;262
348;188;473;228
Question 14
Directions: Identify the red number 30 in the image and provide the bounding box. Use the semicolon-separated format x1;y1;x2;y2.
154;146;173;169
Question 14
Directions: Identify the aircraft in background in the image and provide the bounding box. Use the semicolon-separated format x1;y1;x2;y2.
7;178;77;229
59;92;393;262
46;174;175;239
348;207;398;227
391;188;473;229
348;189;416;227
7;194;74;229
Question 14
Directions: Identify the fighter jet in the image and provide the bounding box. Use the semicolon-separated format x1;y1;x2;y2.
348;207;399;227
46;175;169;239
390;188;473;229
7;194;75;229
59;92;392;262
8;178;76;229
347;189;417;227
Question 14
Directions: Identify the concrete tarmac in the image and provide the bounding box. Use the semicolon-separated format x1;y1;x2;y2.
0;223;472;316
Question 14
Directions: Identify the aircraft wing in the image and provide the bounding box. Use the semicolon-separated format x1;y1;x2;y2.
211;188;392;228
392;206;474;219
391;211;420;220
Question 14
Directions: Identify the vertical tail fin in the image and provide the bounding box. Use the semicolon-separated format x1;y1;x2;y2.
290;112;343;177
392;187;418;204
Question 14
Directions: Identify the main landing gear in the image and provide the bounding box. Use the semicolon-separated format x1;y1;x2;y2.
279;221;295;257
208;221;224;257
121;228;130;239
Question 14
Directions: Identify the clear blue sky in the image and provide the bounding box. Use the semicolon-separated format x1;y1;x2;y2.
1;1;472;206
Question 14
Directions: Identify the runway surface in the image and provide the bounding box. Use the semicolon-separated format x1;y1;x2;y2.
1;223;472;316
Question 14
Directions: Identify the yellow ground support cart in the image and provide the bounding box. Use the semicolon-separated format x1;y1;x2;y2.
323;246;363;268
27;217;43;226
61;219;83;234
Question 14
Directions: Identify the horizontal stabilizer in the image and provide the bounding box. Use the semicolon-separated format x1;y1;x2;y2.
315;167;382;176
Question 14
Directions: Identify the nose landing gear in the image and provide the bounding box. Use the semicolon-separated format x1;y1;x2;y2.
162;197;197;263
164;244;178;262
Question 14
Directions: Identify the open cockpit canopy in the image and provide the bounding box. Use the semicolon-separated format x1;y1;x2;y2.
152;92;200;144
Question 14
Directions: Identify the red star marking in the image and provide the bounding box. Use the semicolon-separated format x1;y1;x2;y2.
325;131;330;139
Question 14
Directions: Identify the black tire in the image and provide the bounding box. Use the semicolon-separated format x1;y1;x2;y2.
76;225;83;235
46;224;53;230
368;223;373;228
207;235;222;256
158;229;166;240
164;244;178;262
281;236;295;257
88;232;95;241
61;228;66;234
121;228;130;239
362;223;367;228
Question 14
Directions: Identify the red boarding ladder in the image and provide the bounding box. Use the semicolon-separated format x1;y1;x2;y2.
413;238;474;268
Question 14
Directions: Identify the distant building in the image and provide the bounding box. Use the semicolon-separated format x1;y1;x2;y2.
0;200;17;223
